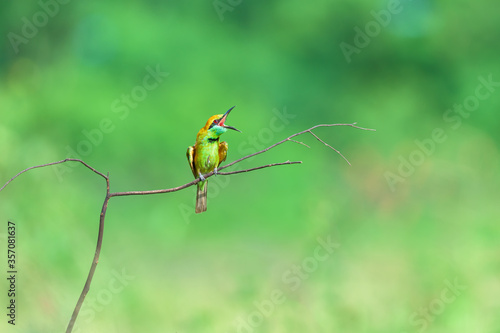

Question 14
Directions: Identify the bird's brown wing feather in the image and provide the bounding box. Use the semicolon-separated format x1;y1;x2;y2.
187;146;198;178
218;141;228;167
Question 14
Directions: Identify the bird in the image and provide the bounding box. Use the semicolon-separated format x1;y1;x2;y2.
187;106;241;213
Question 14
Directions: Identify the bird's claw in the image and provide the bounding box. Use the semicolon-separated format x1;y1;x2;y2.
214;167;218;176
199;174;206;181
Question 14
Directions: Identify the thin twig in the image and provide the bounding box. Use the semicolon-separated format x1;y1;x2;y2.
288;139;310;148
307;130;351;165
217;161;302;176
0;158;107;192
0;122;374;332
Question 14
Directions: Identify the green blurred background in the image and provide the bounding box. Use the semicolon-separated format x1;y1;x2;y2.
1;0;499;332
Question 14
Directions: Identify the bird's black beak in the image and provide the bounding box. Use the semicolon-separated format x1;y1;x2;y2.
219;106;241;132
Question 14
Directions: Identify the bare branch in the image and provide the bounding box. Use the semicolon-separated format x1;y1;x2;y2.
0;122;374;332
109;161;301;197
218;123;375;172
107;123;374;197
307;131;351;166
66;177;110;333
217;160;302;176
0;158;107;192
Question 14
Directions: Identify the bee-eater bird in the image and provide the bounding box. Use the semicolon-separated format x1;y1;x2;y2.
187;106;241;213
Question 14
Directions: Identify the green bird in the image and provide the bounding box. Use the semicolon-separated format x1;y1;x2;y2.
187;106;240;213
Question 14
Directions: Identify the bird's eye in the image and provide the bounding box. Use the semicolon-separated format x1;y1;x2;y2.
212;119;219;125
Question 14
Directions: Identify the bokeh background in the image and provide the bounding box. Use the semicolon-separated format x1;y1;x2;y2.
1;0;499;332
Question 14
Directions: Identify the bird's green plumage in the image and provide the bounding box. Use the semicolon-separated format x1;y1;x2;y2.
187;108;238;213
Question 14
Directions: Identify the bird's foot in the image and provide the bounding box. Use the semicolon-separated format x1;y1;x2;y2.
199;174;206;181
214;167;218;176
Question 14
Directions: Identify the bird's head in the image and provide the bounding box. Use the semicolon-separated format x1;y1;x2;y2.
203;106;241;136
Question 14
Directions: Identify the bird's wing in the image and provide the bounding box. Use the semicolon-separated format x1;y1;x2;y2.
187;145;198;178
218;141;228;167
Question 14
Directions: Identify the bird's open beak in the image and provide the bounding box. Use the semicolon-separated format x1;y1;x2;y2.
219;106;241;132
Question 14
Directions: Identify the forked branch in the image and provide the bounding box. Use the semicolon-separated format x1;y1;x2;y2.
0;123;374;332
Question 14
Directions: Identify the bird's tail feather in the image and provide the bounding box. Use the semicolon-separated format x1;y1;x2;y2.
195;181;208;213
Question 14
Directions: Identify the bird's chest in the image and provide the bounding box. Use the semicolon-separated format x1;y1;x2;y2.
195;140;220;173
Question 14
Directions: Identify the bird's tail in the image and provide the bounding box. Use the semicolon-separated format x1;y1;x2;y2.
195;181;208;213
